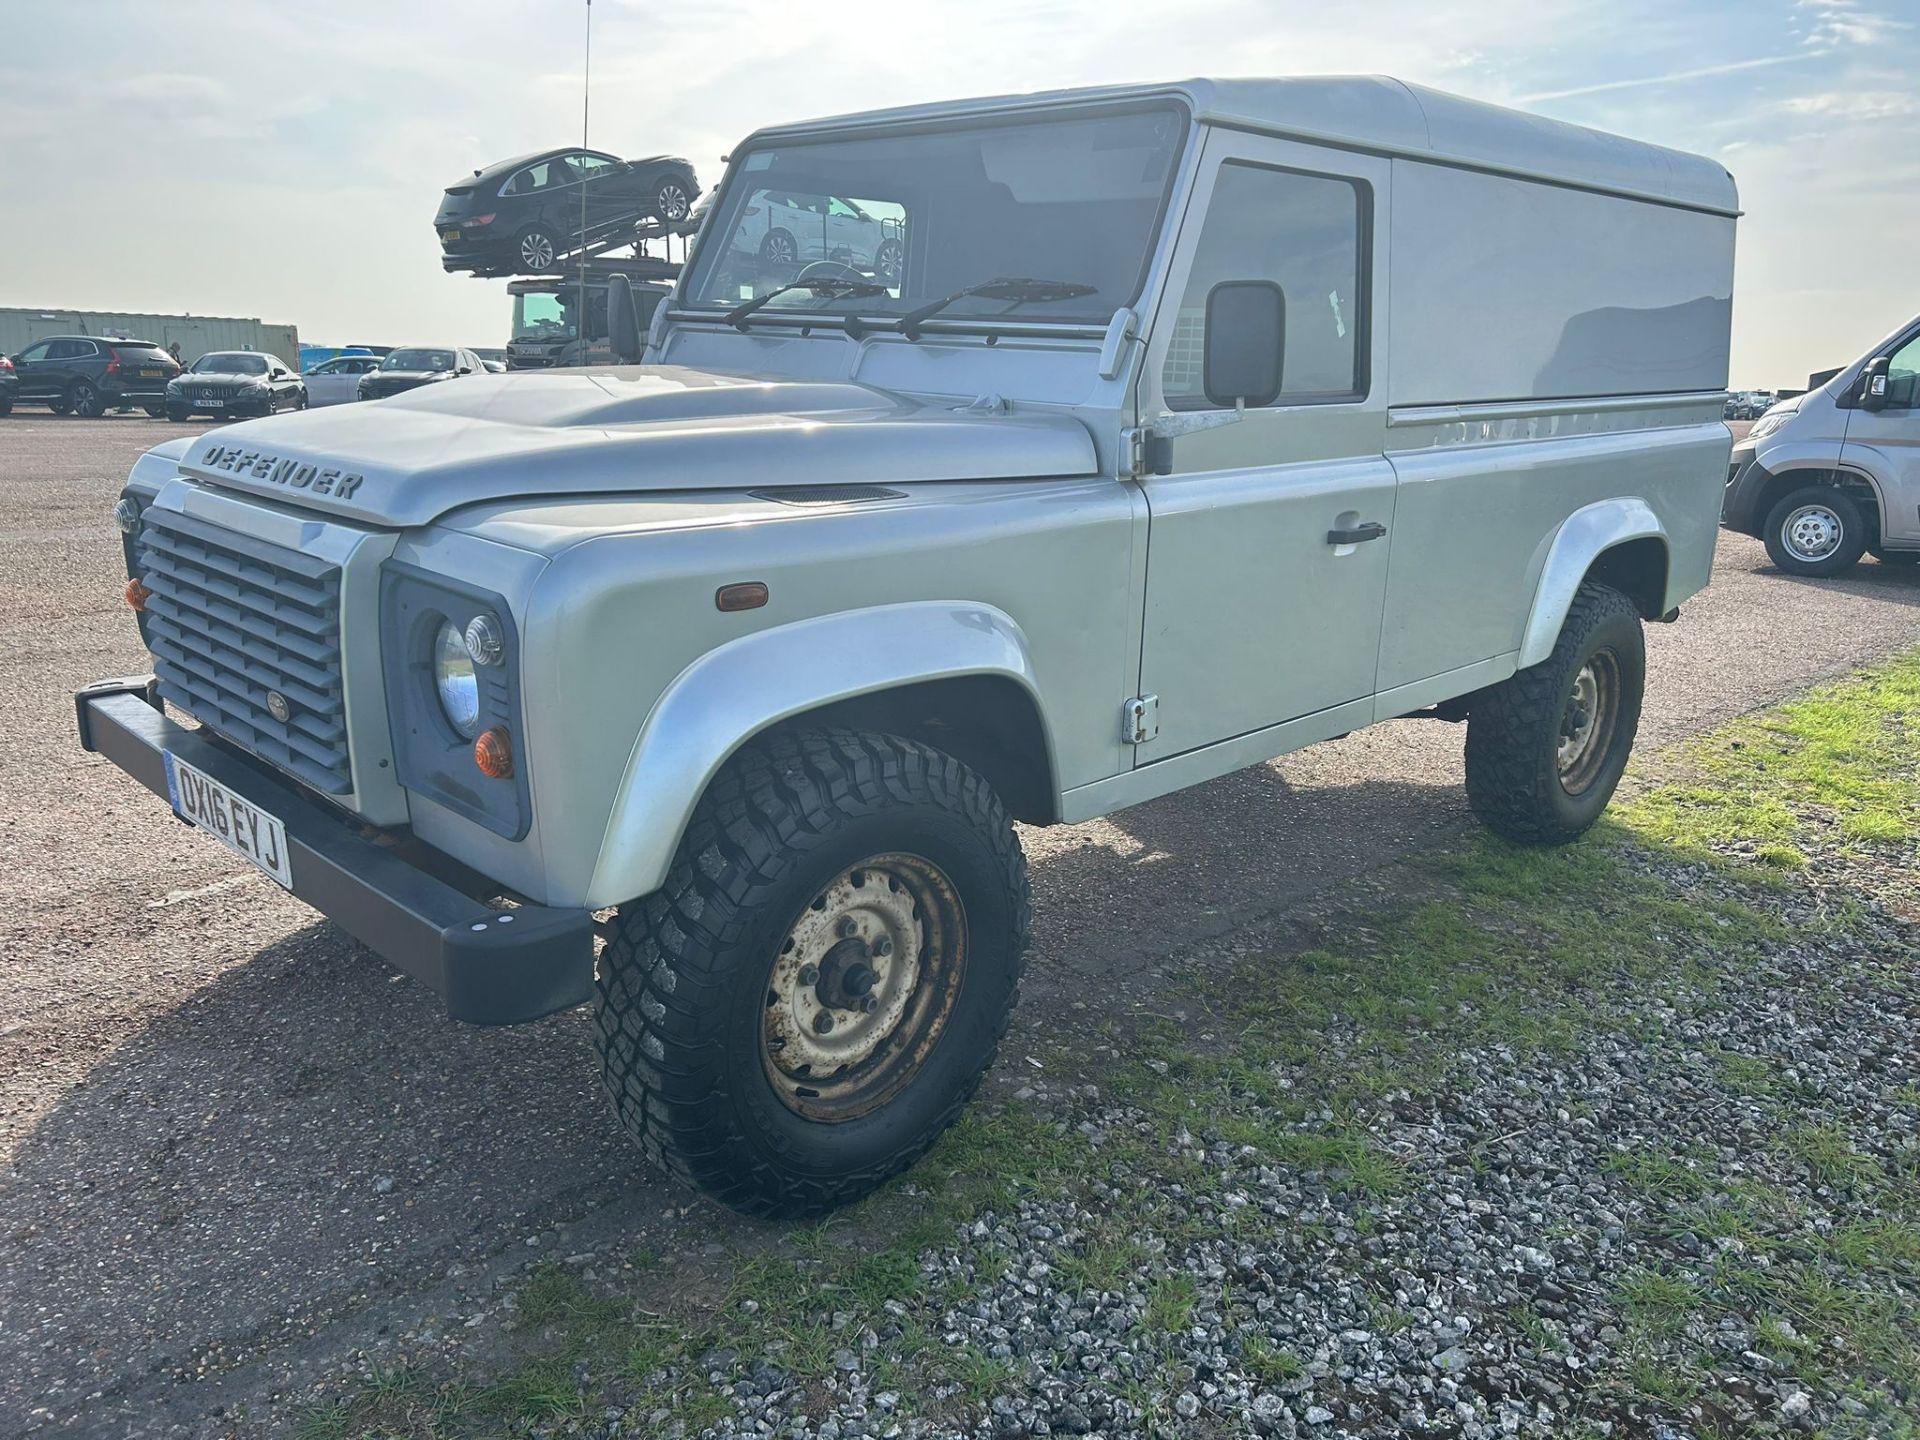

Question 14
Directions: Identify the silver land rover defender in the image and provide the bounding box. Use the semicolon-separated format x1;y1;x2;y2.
78;78;1738;1216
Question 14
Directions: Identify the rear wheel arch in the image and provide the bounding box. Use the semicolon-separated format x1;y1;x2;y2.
1581;535;1669;620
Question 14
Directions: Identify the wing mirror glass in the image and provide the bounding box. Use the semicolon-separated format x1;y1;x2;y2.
1203;280;1286;409
1861;355;1891;412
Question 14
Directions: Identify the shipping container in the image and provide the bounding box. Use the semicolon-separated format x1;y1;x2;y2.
0;307;300;368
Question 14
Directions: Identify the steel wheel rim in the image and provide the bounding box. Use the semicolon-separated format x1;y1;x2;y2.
761;853;968;1122
1781;503;1843;563
657;183;689;220
521;232;554;269
1557;649;1621;794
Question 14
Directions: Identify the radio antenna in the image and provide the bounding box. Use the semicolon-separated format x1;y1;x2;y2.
577;0;592;354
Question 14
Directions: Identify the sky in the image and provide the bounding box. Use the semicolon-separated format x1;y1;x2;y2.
1;0;1915;387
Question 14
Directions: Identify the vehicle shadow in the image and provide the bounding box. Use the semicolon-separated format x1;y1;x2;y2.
0;757;1468;1431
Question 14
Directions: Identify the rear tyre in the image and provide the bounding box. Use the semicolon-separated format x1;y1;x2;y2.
0;398;11;417
1464;581;1645;845
1762;485;1866;577
759;229;797;268
515;224;559;273
143;404;166;418
69;381;105;418
874;238;904;285
166;405;189;423
595;728;1030;1218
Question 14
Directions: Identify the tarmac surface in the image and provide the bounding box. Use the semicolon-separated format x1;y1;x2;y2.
3;414;1917;1435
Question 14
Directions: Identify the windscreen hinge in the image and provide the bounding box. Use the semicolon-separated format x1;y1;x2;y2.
1122;694;1160;746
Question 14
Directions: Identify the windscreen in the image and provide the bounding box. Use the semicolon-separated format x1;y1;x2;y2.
384;349;455;371
192;352;266;375
683;102;1186;325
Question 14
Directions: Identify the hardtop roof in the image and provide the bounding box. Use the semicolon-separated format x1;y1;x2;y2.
739;75;1739;216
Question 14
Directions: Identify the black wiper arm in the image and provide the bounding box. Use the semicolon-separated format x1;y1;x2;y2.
724;278;888;331
898;277;1098;340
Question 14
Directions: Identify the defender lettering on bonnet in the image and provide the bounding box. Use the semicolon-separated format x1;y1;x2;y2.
199;444;365;500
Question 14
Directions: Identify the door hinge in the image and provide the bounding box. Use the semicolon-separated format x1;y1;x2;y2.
1122;694;1160;745
1121;427;1174;479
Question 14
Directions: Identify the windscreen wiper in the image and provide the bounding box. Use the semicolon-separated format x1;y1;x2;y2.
897;277;1098;340
724;278;889;331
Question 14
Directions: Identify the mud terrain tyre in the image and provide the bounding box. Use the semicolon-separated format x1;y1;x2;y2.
1464;581;1644;845
595;728;1030;1217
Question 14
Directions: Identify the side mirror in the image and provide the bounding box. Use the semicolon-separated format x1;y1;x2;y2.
1861;355;1891;412
607;272;642;364
456;365;472;375
1203;280;1286;409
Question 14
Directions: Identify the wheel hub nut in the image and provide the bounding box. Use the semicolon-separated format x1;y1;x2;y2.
836;917;859;938
813;1012;836;1035
798;963;819;985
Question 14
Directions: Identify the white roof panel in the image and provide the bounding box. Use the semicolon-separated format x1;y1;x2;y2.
746;76;1739;217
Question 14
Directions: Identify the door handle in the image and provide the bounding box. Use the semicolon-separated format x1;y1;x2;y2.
1326;521;1387;546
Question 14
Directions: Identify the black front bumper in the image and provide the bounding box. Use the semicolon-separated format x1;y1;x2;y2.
75;677;595;1025
1720;449;1770;536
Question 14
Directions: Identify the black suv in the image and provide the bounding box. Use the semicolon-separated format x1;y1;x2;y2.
8;336;182;417
436;148;699;275
0;353;17;416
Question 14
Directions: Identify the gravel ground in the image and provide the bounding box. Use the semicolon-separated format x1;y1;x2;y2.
3;416;1918;1436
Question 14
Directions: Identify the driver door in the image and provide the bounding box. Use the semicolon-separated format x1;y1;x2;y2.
1134;133;1393;759
1842;328;1920;544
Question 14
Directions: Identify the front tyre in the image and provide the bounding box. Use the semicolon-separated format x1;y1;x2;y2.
595;729;1031;1218
1464;581;1645;845
1762;485;1867;577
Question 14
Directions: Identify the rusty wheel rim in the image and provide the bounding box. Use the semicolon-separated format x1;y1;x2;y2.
761;854;967;1122
1557;649;1621;796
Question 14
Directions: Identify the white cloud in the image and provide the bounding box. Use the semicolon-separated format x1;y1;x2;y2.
1795;0;1913;50
1783;90;1920;120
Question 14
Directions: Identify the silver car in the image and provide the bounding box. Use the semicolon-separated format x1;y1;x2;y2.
301;353;383;408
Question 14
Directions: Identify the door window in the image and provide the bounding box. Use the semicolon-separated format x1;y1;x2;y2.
568;153;618;180
16;342;51;363
1884;333;1920;409
1161;161;1368;409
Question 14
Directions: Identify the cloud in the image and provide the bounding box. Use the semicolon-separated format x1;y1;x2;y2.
1782;90;1920;121
1796;0;1912;50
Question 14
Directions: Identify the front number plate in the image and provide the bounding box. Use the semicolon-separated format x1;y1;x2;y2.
162;752;294;889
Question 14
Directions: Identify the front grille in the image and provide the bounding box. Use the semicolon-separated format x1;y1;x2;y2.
137;509;352;794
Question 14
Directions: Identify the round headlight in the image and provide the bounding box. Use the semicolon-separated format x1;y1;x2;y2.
433;618;481;739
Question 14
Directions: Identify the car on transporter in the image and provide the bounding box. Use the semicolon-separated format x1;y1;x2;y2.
79;77;1737;1219
435;147;701;275
1722;314;1920;576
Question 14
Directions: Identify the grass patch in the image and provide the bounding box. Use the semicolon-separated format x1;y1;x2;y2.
312;650;1920;1437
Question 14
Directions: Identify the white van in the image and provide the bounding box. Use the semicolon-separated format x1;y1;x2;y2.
1723;316;1920;575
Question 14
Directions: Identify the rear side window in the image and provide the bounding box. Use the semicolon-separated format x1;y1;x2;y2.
1162;161;1368;409
50;339;95;360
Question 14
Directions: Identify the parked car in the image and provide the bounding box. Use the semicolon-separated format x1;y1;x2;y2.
472;348;510;374
0;353;17;416
727;189;905;283
8;335;180;417
302;353;383;407
1723;315;1920;575
358;347;488;400
85;76;1736;1219
164;352;305;422
435;149;700;275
